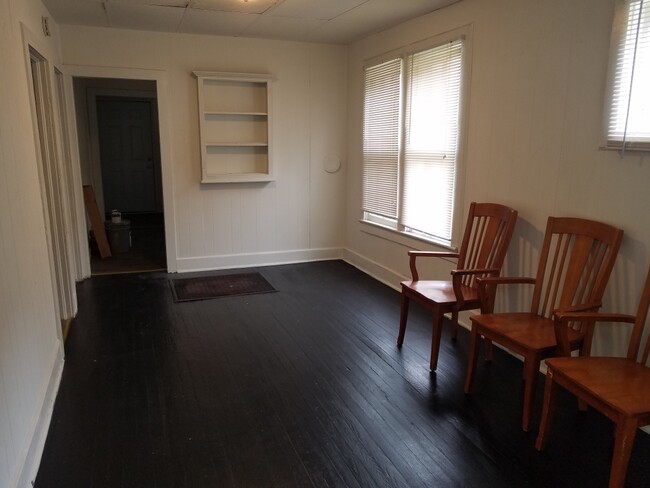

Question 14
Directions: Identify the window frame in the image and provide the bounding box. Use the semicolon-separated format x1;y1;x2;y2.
601;0;650;152
360;25;473;250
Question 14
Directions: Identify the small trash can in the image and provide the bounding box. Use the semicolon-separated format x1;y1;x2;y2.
104;219;131;253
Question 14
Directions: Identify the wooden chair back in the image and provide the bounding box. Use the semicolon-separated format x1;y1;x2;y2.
455;202;518;290
531;217;623;319
627;268;650;363
531;217;623;356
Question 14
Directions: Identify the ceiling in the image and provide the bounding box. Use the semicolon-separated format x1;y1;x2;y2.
41;0;461;45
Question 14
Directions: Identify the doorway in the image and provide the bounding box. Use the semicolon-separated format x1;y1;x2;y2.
73;78;167;274
97;98;159;214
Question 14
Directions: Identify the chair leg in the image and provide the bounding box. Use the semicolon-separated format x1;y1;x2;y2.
609;417;638;488
577;398;588;412
522;355;541;432
430;310;445;371
535;370;558;451
484;338;494;362
464;325;481;393
576;341;590;412
397;292;409;347
450;311;459;340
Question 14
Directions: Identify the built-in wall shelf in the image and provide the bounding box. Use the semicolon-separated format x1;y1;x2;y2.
193;71;274;184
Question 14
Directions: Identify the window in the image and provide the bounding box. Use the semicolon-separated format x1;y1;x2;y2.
362;30;469;247
603;0;650;151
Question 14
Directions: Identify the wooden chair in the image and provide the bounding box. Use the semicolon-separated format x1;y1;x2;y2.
535;267;650;488
397;202;518;371
463;217;623;431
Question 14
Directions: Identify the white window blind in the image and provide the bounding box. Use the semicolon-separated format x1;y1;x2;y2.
402;40;462;241
362;58;402;219
605;0;650;151
362;33;467;247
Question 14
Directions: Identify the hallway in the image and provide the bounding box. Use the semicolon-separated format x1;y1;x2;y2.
91;212;166;275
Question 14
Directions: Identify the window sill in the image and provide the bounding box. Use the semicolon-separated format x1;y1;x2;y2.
599;142;650;153
359;219;457;253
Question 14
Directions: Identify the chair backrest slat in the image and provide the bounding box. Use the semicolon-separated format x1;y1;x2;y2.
456;203;518;289
630;269;650;363
464;215;486;271
531;217;623;320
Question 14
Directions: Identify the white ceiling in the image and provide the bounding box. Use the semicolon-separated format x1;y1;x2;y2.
41;0;461;45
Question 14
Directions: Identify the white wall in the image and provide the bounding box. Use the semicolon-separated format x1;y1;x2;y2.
60;26;349;272
0;0;65;486
345;0;650;355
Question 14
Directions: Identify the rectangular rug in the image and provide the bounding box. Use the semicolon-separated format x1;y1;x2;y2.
170;272;276;302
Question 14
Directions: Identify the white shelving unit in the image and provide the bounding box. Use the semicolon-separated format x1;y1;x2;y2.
193;71;274;183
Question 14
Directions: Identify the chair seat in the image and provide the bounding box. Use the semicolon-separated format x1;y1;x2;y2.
471;312;584;353
546;357;650;416
401;280;478;308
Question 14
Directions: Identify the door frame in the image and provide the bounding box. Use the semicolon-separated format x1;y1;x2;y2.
54;67;86;283
65;65;178;272
21;24;78;337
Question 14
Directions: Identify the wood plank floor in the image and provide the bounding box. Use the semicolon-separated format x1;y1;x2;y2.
36;260;650;487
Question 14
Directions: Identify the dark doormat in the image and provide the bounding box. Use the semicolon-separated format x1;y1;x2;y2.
170;272;276;302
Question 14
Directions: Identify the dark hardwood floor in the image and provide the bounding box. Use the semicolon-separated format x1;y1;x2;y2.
36;261;650;487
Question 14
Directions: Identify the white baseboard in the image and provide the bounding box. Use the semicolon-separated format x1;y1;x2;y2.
175;247;344;273
342;248;476;332
340;248;405;292
15;341;64;488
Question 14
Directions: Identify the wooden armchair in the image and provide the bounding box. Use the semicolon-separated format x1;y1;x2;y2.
463;217;624;431
535;266;650;488
397;202;518;371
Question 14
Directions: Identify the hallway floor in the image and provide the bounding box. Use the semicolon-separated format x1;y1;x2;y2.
91;212;166;275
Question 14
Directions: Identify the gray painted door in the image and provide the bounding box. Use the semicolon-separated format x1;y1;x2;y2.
97;99;156;213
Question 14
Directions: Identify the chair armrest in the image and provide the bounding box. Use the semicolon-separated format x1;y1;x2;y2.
476;276;537;286
552;309;635;357
475;276;536;313
408;251;460;281
553;311;635;324
451;268;500;309
552;301;602;319
451;268;500;277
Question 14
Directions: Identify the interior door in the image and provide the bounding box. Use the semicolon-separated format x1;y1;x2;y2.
97;98;156;214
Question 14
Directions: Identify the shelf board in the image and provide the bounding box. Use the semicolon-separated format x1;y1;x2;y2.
205;142;268;147
193;71;275;82
202;173;275;184
204;111;268;116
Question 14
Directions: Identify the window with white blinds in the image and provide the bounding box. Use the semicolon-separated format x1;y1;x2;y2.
362;34;467;246
362;58;401;219
604;0;650;151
